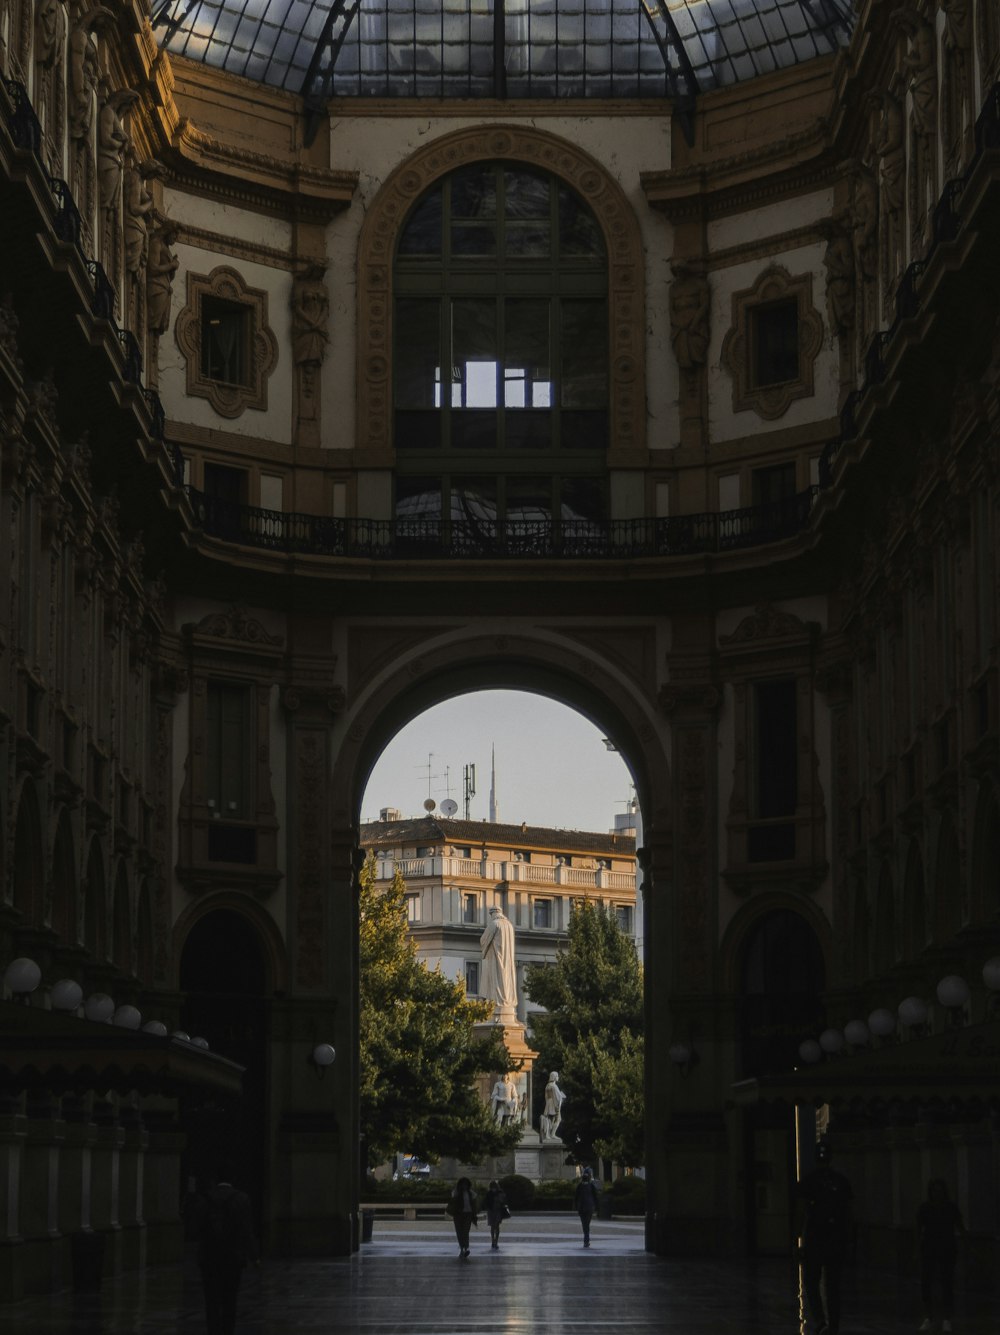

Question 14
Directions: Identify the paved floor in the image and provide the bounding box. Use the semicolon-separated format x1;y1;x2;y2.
2;1216;996;1333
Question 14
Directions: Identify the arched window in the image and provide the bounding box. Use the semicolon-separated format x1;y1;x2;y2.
393;162;609;538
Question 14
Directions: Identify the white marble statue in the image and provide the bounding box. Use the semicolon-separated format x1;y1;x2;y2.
480;905;517;1015
540;1071;565;1141
490;1072;518;1125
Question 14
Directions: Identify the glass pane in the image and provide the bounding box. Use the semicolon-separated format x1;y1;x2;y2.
504;170;550;218
561;476;607;522
505;223;551;258
560;301;607;407
560;410;607;451
506;411;551;450
450;165;498;219
394;410;441;451
395;476;441;519
451;223;497;257
753;300;799;386
558;185;605;258
504;301;551;408
506;476;552;521
451;410;496;450
398;187;443;256
452;301;498;408
451;477;497;523
395;299;441;406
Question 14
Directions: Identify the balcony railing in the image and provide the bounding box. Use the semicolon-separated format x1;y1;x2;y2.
375;855;635;893
190;486;820;561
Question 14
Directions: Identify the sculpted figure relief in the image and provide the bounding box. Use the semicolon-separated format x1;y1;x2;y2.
874;93;905;219
97;87;137;212
823;214;856;337
898;11;938;142
146;220;179;335
124;162;156;274
68;17;100;140
490;1072;519;1125
34;0;65;68
480;905;517;1014
669;264;710;371
291;268;329;367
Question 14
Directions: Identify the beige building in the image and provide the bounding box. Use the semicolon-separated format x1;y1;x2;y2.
360;812;639;1024
0;0;999;1303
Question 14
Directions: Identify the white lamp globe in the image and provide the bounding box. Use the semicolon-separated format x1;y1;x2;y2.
312;1043;336;1068
191;1037;210;1050
142;1020;168;1036
50;979;83;1012
668;1043;692;1066
844;1020;870;1047
798;1039;822;1064
84;993;115;1023
171;1030;191;1043
982;958;1000;992
868;1008;897;1037
113;1005;142;1030
936;975;970;1009
898;996;928;1027
819;1028;845;1054
4;957;41;995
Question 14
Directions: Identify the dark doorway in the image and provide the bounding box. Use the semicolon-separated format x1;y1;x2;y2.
179;910;269;1236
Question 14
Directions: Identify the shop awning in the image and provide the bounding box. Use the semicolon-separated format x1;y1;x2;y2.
732;1020;1000;1114
0;1003;244;1097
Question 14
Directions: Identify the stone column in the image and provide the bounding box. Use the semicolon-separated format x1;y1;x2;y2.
117;1098;147;1272
0;1096;27;1301
58;1094;97;1288
90;1097;124;1277
275;668;357;1256
20;1091;64;1295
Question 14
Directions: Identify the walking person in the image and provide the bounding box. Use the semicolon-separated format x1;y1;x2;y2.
484;1179;509;1249
574;1167;601;1248
796;1140;853;1335
194;1164;259;1335
917;1179;965;1333
447;1176;478;1259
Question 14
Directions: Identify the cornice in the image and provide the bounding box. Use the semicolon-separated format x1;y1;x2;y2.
174;222;295;272
165;119;358;221
641;121;835;221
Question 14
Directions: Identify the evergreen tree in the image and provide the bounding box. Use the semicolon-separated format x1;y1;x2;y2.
359;853;521;1168
524;901;644;1168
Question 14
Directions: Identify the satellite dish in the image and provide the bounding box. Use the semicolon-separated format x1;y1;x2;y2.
423;798;436;812
441;798;458;817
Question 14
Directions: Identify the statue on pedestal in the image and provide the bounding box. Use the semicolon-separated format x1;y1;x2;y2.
490;1072;519;1125
480;905;517;1016
540;1071;565;1141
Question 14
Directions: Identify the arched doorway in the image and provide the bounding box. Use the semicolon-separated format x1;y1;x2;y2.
178;907;271;1236
314;626;675;1253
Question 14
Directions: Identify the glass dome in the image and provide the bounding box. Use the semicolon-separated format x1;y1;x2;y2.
154;0;853;132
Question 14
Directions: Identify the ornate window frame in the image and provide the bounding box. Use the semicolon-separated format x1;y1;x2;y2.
721;266;824;421
175;266;279;419
356;124;646;460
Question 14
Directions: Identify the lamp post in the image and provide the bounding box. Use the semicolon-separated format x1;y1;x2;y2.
4;957;41;1002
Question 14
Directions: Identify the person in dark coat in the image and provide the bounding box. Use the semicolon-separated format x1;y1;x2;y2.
194;1166;259;1335
447;1177;478;1259
917;1178;965;1333
796;1140;853;1335
574;1167;601;1247
484;1179;509;1249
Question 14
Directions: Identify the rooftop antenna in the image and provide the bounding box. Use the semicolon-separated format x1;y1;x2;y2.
418;753;439;815
489;744;499;824
463;762;477;820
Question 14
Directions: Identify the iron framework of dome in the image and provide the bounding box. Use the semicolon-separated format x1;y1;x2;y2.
152;0;854;144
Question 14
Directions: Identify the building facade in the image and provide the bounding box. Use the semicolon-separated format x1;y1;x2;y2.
360;813;639;1024
0;0;998;1302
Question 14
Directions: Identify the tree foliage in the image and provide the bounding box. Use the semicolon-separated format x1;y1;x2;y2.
358;854;521;1168
524;901;644;1167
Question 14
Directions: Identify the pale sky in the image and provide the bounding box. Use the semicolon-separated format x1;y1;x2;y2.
360;690;635;834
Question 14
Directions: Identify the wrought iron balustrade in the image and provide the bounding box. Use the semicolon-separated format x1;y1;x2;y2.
49;178;82;247
119;329;142;383
2;78;42;156
86;260;116;321
187;486;820;561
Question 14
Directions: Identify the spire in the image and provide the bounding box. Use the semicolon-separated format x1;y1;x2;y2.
489;745;498;824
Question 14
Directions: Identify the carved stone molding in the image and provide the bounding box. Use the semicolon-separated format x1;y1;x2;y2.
174;266;279;419
720;266;824;420
356;123;646;458
183;605;284;654
719;603;815;649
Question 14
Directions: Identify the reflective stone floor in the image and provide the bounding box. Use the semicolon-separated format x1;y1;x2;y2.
3;1216;997;1333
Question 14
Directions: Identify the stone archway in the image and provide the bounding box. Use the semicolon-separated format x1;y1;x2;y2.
309;622;675;1253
